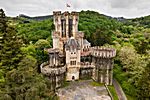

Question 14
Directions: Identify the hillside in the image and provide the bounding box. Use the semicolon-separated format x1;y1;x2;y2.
123;15;150;28
18;14;53;21
1;10;150;99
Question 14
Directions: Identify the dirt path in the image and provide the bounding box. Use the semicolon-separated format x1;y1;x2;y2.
57;80;111;100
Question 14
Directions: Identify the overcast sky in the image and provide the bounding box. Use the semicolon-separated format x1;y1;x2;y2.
1;0;150;18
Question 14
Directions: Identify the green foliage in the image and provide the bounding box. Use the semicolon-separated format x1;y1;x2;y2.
0;9;57;99
79;11;119;45
131;32;150;54
0;70;5;82
61;81;70;88
34;39;50;65
17;19;53;44
113;40;150;98
128;15;150;28
108;86;119;100
137;62;150;99
0;56;57;99
34;39;51;49
0;9;24;73
90;81;104;86
91;29;115;46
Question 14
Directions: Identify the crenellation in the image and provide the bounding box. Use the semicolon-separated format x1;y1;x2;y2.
63;11;70;16
53;11;61;16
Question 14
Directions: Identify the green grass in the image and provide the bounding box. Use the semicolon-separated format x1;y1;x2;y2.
61;81;70;88
126;94;137;100
108;85;119;100
90;81;104;86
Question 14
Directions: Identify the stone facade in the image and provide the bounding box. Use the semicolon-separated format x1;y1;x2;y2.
40;11;116;88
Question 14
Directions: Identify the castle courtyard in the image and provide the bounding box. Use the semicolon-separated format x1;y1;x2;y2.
57;80;111;100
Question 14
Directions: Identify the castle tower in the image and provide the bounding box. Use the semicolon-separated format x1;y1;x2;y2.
53;11;61;34
52;11;61;49
91;47;116;85
71;12;79;38
65;37;81;81
52;11;79;51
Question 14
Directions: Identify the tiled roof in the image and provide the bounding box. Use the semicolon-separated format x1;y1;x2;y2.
65;37;80;51
83;39;90;45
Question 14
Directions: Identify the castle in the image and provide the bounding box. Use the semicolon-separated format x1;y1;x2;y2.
40;11;116;89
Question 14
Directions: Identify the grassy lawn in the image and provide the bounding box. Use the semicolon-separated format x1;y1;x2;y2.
108;85;119;100
126;94;137;100
90;81;104;86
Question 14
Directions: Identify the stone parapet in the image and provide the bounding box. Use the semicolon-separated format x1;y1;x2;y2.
40;62;66;75
91;46;116;58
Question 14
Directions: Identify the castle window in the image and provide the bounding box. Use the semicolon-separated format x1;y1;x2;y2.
70;61;76;65
76;18;78;21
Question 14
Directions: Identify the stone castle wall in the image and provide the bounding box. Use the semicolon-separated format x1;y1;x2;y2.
40;61;66;89
91;47;116;85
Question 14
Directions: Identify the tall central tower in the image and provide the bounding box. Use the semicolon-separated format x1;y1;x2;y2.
52;11;79;52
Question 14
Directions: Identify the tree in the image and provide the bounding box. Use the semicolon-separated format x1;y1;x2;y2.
0;9;24;77
1;23;23;71
34;39;50;65
137;62;150;99
0;56;55;100
0;9;7;32
91;29;114;46
118;45;146;85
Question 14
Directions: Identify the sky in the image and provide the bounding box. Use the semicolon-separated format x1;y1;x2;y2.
0;0;150;18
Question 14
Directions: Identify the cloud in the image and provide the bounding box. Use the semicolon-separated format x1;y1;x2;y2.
109;0;138;8
0;0;150;18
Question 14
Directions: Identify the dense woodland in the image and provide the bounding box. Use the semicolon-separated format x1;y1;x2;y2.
0;9;150;99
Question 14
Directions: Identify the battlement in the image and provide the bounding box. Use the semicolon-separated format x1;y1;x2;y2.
63;11;70;16
71;11;79;16
53;11;61;16
40;62;66;75
91;46;116;58
53;11;79;17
